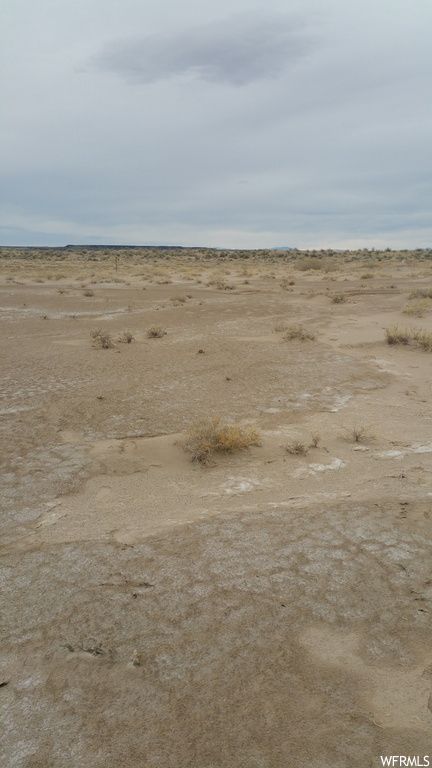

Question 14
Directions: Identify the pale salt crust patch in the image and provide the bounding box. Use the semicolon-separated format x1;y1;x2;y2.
294;458;346;478
374;441;432;460
375;450;406;459
220;476;261;494
329;394;352;412
412;441;432;453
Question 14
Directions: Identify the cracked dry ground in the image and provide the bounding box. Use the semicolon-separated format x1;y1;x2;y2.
1;263;432;767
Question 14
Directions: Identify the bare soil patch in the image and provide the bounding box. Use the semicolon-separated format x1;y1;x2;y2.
1;250;432;767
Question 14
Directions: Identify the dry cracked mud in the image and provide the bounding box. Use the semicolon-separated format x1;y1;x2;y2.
1;252;432;767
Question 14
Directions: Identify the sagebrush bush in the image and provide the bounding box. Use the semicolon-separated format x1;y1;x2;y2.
118;331;134;343
342;424;376;443
332;292;347;304
286;440;308;456
91;329;114;349
309;432;321;448
184;415;261;464
147;326;166;338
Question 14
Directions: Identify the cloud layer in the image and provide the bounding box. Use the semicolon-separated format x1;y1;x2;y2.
91;13;313;86
2;0;432;247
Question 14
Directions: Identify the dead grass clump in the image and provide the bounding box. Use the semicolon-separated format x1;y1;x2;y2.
385;326;411;345
408;289;432;299
332;292;347;304
296;257;322;271
91;330;115;349
286;440;308;456
386;325;432;351
280;278;295;290
184;415;261;464
412;328;432;351
147;326;166;338
283;325;316;341
118;331;134;343
342;424;376;443
208;274;234;290
170;295;187;306
309;432;321;448
402;298;431;317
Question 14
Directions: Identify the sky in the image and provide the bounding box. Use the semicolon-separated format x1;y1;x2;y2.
2;0;432;249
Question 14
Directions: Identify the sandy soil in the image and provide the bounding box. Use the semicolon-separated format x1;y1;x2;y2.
1;253;432;767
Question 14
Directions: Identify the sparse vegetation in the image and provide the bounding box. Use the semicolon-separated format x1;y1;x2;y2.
286;440;308;455
280;278;295;290
402;298;431;316
184;415;261;464
170;295;187;306
147;326;166;338
412;328;432;351
332;292;347;304
309;432;321;448
91;329;115;349
385;326;432;350
385;326;411;345
342;424;376;443
408;288;432;299
118;331;134;343
282;325;316;341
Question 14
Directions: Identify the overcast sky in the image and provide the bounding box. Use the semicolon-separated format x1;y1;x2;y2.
2;0;432;248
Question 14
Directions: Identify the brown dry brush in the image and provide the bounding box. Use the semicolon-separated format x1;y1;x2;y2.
184;415;261;465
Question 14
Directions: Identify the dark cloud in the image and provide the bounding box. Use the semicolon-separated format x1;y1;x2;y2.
90;13;314;86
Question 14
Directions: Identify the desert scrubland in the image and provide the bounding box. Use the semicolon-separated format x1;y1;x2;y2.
1;246;432;767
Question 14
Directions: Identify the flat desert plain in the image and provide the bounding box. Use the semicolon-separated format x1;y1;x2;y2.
1;249;432;768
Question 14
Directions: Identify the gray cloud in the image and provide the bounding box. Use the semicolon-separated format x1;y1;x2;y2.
90;13;314;86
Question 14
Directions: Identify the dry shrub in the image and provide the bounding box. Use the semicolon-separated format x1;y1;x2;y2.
274;322;289;333
83;289;94;297
283;324;316;341
170;295;187;306
286;440;308;456
342;424;376;443
309;432;321;448
402;298;431;317
184;415;261;464
412;328;432;351
147;326;166;338
385;326;432;350
296;257;322;271
208;274;234;290
385;326;411;345
332;292;347;304
408;289;432;299
91;329;115;349
280;278;295;290
118;331;134;343
361;272;374;279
